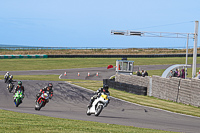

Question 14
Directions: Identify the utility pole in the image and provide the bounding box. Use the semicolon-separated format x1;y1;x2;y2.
192;21;199;78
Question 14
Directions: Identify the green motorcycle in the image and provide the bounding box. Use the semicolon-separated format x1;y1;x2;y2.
13;90;24;107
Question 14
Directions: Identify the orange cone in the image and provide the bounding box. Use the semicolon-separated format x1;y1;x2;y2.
88;72;90;76
78;72;80;76
96;72;99;76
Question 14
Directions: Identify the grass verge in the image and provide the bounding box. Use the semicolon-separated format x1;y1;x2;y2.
0;110;174;133
0;57;200;71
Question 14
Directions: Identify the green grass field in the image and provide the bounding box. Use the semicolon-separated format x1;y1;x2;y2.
1;57;199;132
0;110;175;133
0;57;199;71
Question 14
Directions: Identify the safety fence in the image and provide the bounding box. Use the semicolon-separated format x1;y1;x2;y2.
107;74;200;107
1;54;199;59
48;54;196;58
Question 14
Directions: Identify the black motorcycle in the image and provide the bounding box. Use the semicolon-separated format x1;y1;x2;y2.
7;82;14;93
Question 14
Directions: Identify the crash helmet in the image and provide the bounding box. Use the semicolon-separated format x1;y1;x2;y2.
47;83;53;90
18;81;22;86
103;84;109;92
10;75;13;79
6;72;10;75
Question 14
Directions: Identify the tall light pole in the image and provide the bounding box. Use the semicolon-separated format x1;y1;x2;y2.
192;21;199;78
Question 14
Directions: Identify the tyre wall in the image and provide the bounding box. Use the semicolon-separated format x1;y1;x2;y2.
0;55;48;59
103;79;147;96
115;74;150;95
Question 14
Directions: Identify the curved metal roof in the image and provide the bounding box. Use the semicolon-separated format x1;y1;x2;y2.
161;64;191;78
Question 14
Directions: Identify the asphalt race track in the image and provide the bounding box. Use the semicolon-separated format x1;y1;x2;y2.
1;65;200;133
0;64;173;81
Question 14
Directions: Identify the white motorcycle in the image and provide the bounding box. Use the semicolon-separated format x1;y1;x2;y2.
86;92;110;116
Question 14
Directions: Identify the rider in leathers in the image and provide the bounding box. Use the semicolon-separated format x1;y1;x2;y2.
88;84;110;107
4;72;10;83
13;81;25;103
6;75;16;91
14;81;25;94
35;83;53;103
7;75;15;83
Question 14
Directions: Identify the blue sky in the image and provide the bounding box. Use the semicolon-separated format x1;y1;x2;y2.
0;0;199;48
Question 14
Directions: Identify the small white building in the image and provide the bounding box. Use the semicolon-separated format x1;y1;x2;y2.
116;59;134;75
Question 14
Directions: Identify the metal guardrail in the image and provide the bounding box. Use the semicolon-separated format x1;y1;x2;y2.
0;54;198;59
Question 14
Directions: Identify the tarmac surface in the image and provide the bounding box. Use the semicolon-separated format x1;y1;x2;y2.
0;64;173;81
1;64;200;132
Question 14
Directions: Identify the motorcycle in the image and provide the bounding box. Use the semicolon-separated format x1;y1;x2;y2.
35;91;49;111
13;90;24;107
7;83;14;93
86;92;110;116
4;75;9;83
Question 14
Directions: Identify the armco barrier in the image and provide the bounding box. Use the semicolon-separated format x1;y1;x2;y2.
1;54;199;58
48;54;196;58
0;55;48;59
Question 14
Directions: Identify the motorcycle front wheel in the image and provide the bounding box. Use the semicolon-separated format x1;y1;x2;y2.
86;108;91;116
37;101;44;111
16;99;20;107
8;86;13;93
95;105;103;116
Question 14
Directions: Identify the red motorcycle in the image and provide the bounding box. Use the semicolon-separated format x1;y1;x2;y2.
35;91;49;111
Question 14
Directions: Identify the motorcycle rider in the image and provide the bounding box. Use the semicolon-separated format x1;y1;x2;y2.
6;75;16;91
35;83;53;103
4;72;10;83
7;75;16;84
13;81;25;103
14;81;25;94
88;84;110;108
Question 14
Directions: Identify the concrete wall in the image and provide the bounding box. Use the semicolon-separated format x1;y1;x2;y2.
115;74;200;107
151;76;181;101
178;78;200;107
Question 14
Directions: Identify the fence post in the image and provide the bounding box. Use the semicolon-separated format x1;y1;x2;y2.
176;79;181;103
149;77;152;96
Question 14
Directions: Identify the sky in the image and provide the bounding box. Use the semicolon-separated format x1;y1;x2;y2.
0;0;200;48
